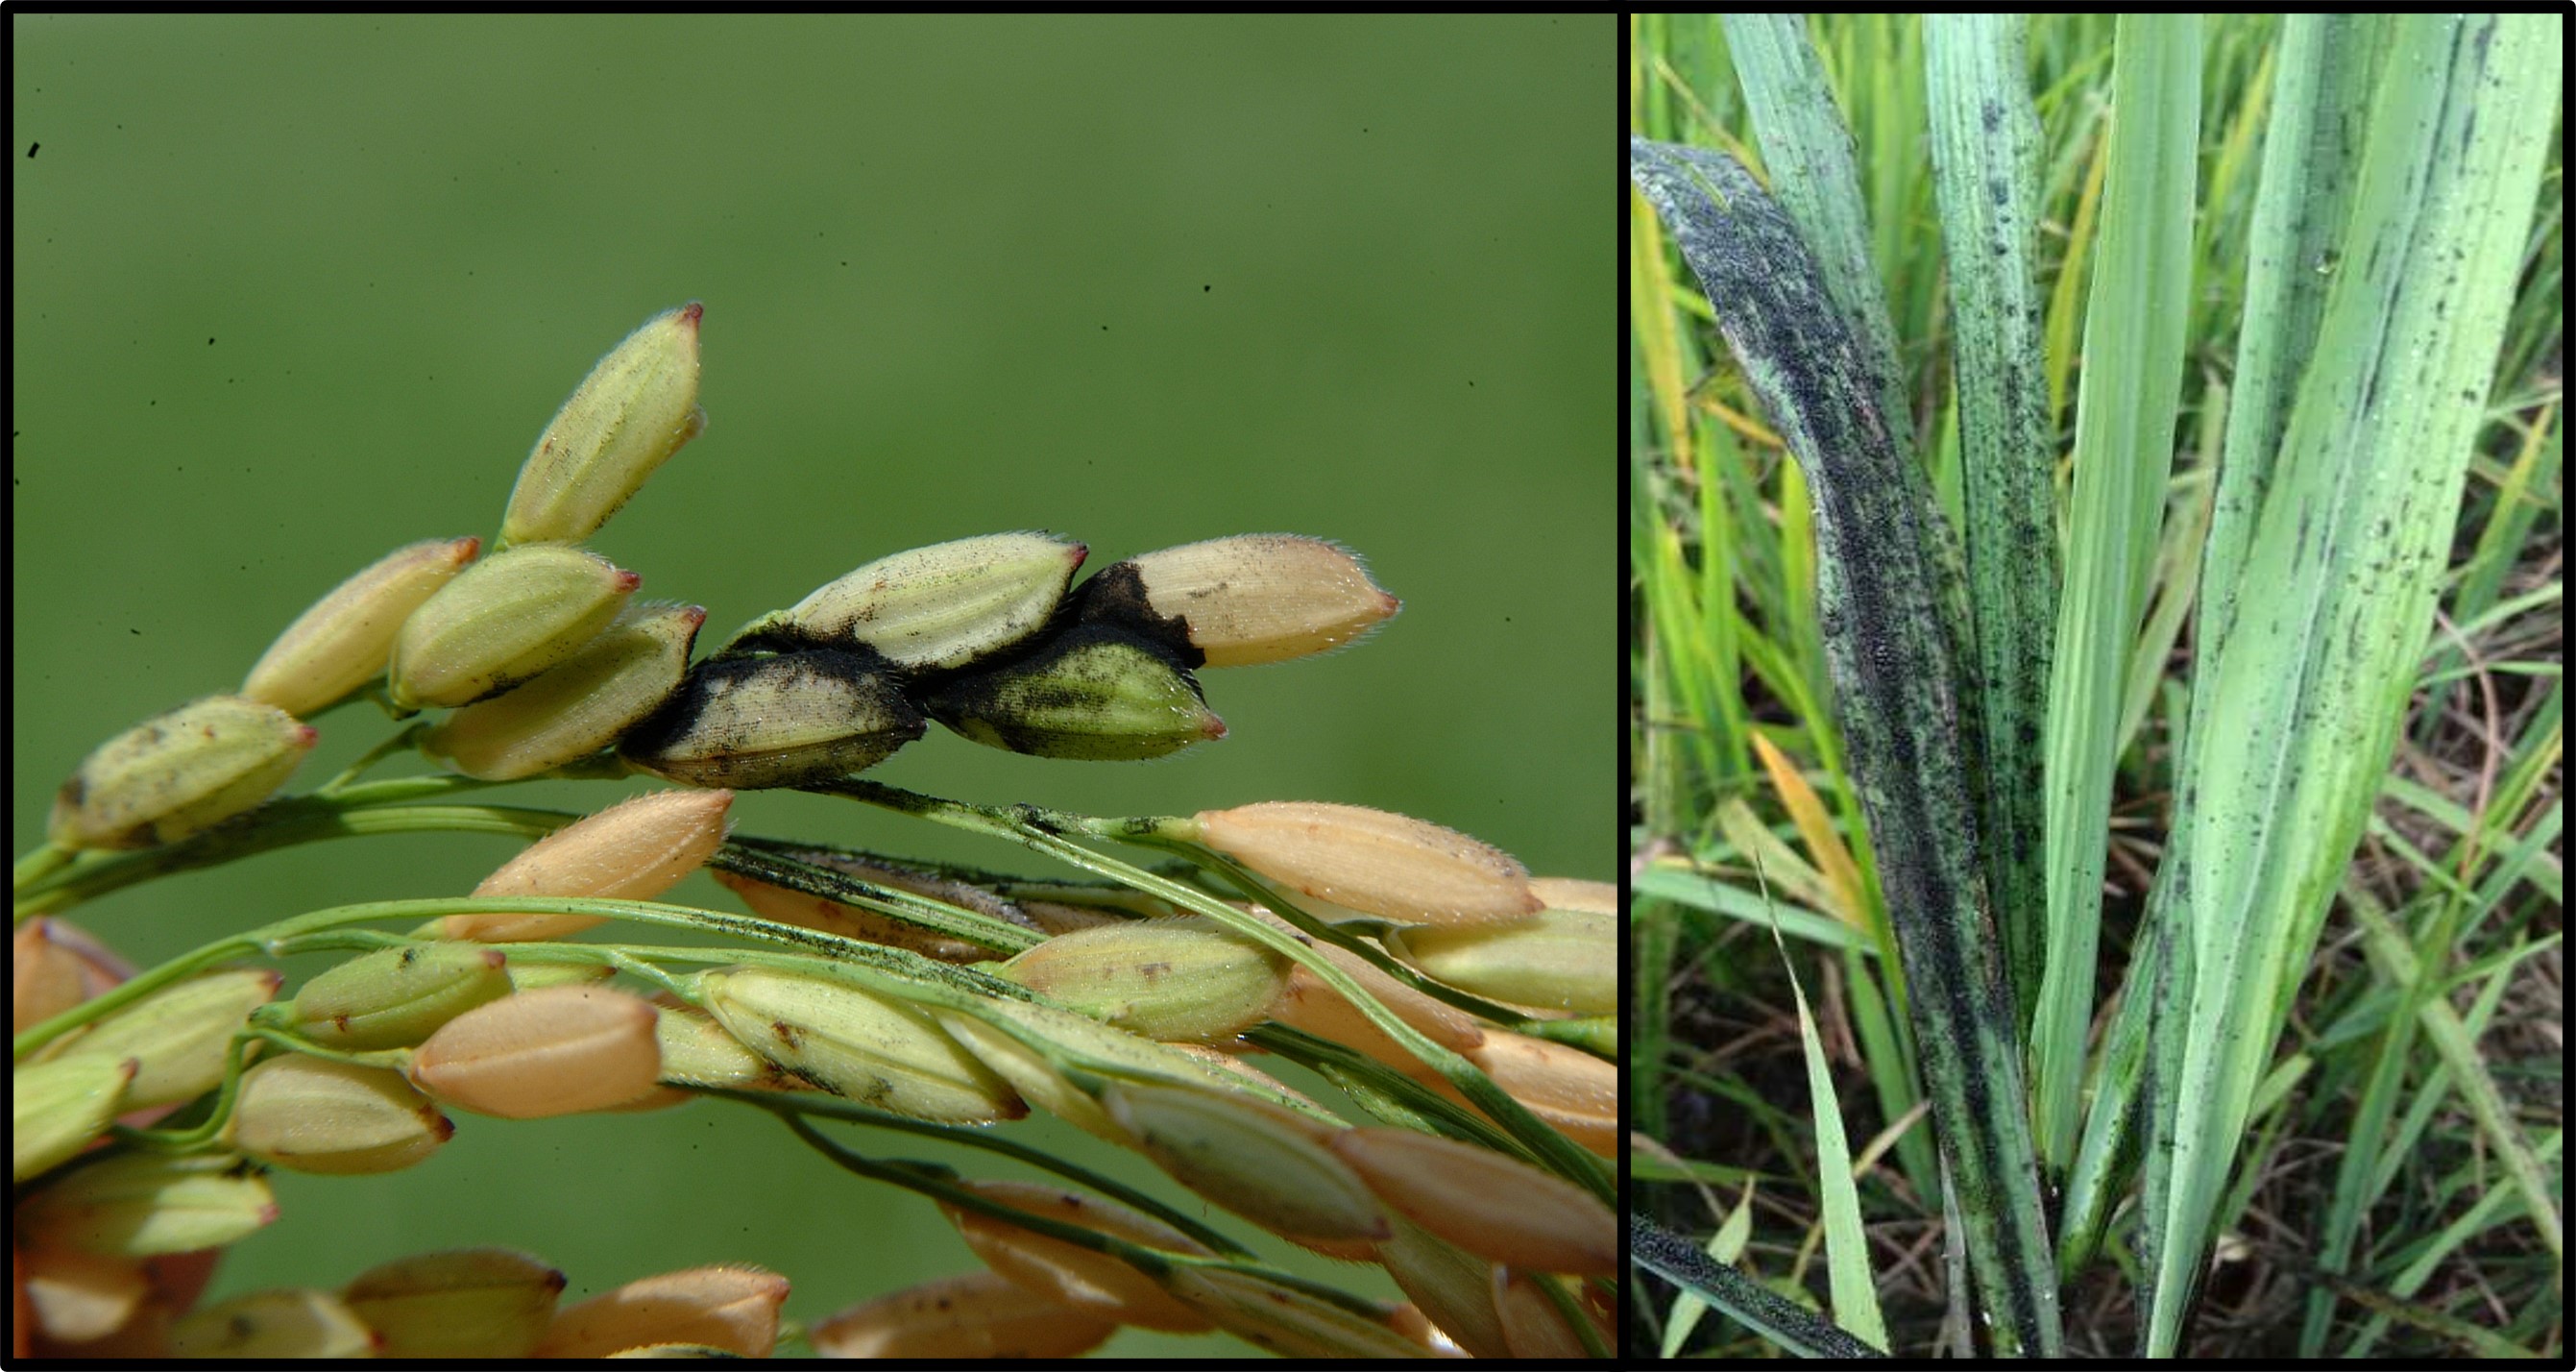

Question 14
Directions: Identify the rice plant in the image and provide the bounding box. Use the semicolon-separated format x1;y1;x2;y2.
12;306;1615;1358
1630;13;2562;1360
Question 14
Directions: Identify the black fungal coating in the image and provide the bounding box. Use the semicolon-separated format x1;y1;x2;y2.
918;623;1213;761
1062;560;1209;670
711;552;1205;684
622;645;901;750
634;546;1233;779
1634;135;2059;1355
618;647;925;787
1933;91;2045;733
712;622;813;660
1009;802;1065;836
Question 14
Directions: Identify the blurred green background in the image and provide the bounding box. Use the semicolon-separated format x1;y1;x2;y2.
12;12;1606;1355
